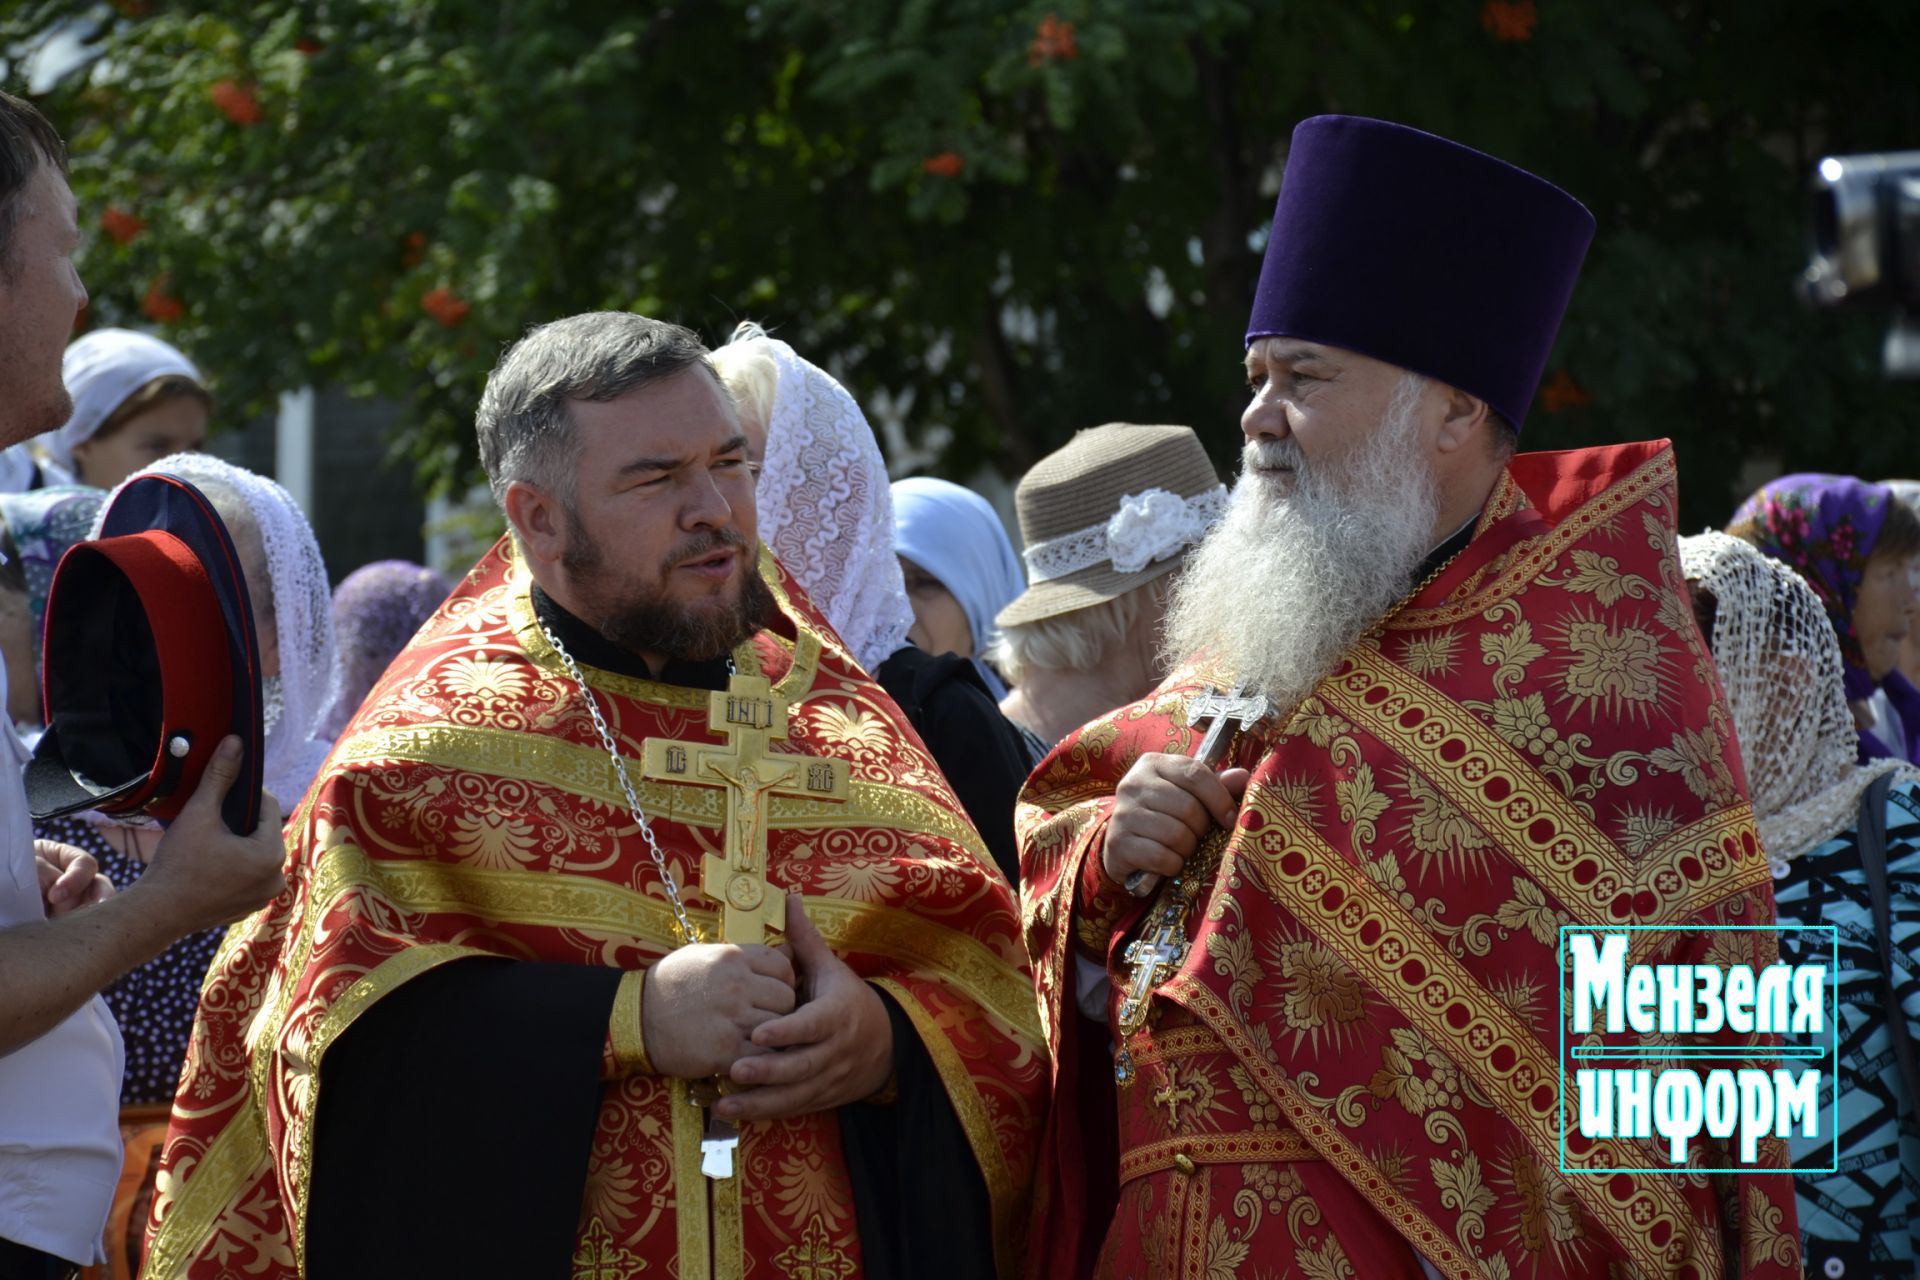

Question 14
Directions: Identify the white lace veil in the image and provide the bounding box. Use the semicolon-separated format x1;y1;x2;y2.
1680;531;1912;865
716;329;914;673
93;453;341;810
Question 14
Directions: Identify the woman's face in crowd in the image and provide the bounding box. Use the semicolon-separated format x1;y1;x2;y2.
1852;550;1920;681
72;395;209;490
898;556;973;659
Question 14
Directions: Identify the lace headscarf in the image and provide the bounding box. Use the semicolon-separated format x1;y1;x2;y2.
1681;531;1912;866
95;454;340;809
322;560;452;738
715;331;915;673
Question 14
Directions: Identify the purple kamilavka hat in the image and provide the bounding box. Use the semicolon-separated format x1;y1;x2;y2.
1246;115;1596;431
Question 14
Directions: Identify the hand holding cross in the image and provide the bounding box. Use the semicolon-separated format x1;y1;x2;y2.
1114;682;1272;899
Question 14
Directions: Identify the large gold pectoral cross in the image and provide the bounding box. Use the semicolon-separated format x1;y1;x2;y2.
641;674;850;945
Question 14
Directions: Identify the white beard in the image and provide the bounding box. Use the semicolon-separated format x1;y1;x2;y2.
1162;374;1442;707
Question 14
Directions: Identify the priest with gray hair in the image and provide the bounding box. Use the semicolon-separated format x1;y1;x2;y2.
1016;115;1801;1278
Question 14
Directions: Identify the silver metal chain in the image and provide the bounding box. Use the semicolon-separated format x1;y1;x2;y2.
539;623;701;947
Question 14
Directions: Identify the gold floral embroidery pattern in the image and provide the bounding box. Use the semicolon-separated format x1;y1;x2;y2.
1167;979;1476;1280
1614;803;1680;855
1388;446;1677;631
446;808;541;870
1200;1213;1249;1280
1644;722;1743;807
1334;763;1392;857
770;1214;855;1280
1429;1151;1496;1250
1741;1183;1801;1271
1223;798;1710;1276
1271;940;1369;1053
438;652;535;703
572;1219;645;1280
1481;619;1547;694
1348;1025;1466;1121
1294;1234;1356;1280
1549;610;1672;724
1398;627;1463;678
810;702;894;763
1490;1142;1586;1269
1391;765;1494;882
1322;648;1774;924
1262;772;1326;829
771;1134;850;1237
330;723;995;871
1536;548;1657;606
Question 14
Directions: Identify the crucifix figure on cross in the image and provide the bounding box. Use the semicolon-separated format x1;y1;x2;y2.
1116;901;1191;1034
641;673;850;946
641;672;851;1179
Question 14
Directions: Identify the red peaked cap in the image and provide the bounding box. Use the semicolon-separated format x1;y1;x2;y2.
25;474;264;834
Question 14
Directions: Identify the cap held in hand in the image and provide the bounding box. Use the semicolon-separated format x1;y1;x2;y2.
25;474;264;835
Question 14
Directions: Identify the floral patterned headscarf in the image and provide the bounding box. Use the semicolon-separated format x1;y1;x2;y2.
322;560;453;739
1728;473;1901;703
0;486;106;664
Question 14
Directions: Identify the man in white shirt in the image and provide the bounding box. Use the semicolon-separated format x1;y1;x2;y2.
0;89;286;1278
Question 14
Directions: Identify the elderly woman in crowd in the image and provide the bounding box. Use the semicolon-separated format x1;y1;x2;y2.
321;560;453;738
990;423;1222;749
42;328;210;490
890;474;1027;701
709;325;1036;885
1730;473;1920;762
1682;530;1920;1277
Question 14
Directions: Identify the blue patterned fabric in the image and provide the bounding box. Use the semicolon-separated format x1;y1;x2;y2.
1774;779;1920;1275
0;485;105;662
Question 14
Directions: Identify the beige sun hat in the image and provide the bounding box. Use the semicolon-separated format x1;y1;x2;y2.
996;423;1224;628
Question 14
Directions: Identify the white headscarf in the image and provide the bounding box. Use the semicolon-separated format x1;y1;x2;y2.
1680;531;1914;866
49;328;202;471
94;453;340;810
891;477;1027;699
729;333;915;673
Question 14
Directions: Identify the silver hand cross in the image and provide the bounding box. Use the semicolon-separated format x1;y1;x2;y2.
1123;682;1273;898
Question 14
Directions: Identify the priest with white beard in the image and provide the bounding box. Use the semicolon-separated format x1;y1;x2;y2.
1015;116;1802;1280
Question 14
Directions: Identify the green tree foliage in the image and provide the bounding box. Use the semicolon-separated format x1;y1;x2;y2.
6;0;1917;524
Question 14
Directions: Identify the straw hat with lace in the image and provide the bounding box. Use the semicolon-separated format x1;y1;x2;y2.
996;424;1224;629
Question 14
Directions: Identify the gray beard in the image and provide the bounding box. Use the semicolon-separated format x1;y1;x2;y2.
1161;374;1442;708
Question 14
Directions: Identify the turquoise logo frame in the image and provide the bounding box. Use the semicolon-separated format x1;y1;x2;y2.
1556;923;1840;1175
